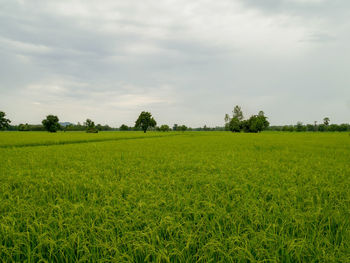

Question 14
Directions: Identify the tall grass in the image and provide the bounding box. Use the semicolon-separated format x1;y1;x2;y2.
0;132;349;262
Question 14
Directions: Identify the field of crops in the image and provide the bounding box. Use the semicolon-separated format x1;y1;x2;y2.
0;131;349;262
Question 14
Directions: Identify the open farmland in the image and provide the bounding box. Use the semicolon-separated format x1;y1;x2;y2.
0;132;350;262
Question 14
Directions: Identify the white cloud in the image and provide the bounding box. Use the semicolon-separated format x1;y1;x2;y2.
1;0;350;126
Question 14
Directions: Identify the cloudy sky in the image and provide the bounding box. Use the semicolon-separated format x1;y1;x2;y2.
1;0;349;127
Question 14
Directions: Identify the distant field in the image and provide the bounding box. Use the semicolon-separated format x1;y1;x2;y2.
0;131;174;148
0;132;349;262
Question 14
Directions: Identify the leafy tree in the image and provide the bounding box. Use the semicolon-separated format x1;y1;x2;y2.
241;114;269;133
328;124;339;132
233;105;243;121
226;107;269;133
227;105;243;132
229;117;241;132
282;125;295;132
18;123;30;131
282;125;289;132
160;124;170;132
323;117;330;126
296;122;305;132
338;124;349;132
0;111;11;130
120;124;129;131
84;119;98;133
179;125;187;132
95;124;112;131
257;111;269;131
173;124;178;131
306;124;314;132
135;111;156;133
42;115;60;132
318;124;326;132
84;119;95;129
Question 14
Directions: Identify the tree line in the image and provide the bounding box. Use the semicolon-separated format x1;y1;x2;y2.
1;108;349;133
224;106;269;133
268;117;350;132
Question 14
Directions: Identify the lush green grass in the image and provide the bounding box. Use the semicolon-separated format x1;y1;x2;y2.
0;131;174;148
0;132;349;262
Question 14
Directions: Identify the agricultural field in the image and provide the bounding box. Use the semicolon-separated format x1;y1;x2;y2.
0;132;350;262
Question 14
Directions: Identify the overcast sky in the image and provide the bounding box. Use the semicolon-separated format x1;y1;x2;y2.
1;0;349;127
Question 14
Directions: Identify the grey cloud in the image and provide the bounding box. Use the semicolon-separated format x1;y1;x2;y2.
240;0;350;17
1;0;350;126
300;33;336;43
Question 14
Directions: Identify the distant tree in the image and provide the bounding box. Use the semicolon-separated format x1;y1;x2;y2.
84;119;98;133
282;125;289;132
120;124;129;131
84;119;94;129
233;105;243;121
257;111;269;131
135;111;156;133
338;124;349;132
18;123;30;131
160;124;170;132
328;124;339;132
323;117;330;126
229;117;241;132
179;125;187;132
42;115;60;132
0;111;11;130
306;124;314;132
318;124;326;132
241;113;269;133
226;106;269;133
295;122;305;132
224;114;231;131
173;124;178;131
227;105;244;132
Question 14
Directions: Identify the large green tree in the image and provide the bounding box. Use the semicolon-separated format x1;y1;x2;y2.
135;111;156;133
229;117;241;132
42;115;60;132
0;111;11;130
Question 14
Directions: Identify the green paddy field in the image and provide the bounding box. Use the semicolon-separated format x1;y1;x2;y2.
0;132;349;262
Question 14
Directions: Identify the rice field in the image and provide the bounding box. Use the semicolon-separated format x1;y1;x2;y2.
0;131;349;262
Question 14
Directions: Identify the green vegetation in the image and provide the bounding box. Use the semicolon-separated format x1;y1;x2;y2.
0;131;173;148
42;115;60;133
84;119;99;133
0;111;11;130
225;106;270;133
159;124;170;132
1;109;349;132
135;111;157;133
0;132;350;262
120;124;129;131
